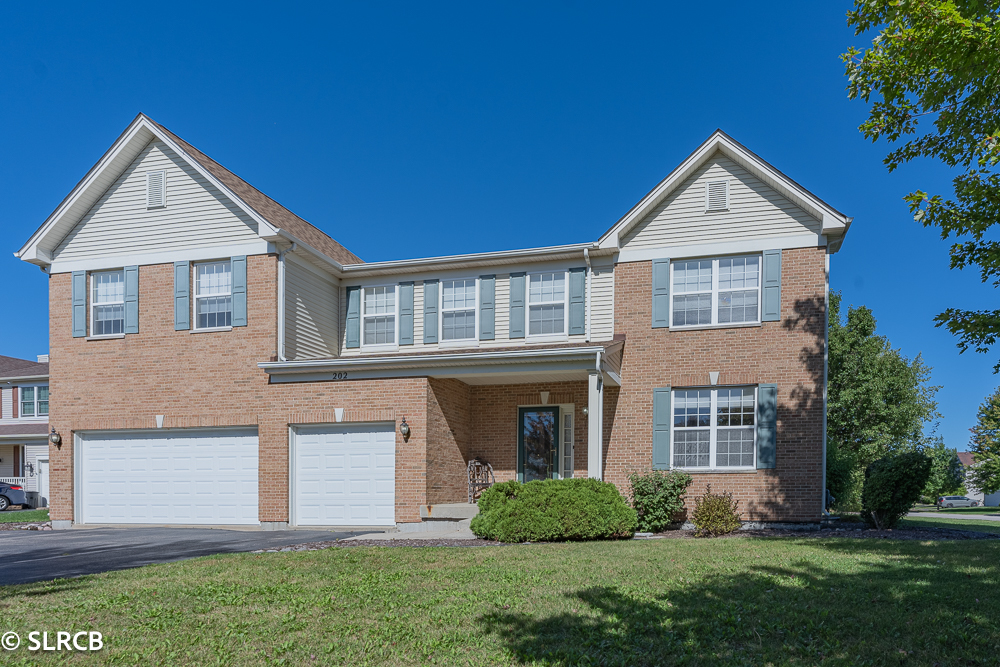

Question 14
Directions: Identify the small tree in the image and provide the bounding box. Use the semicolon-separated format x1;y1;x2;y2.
862;452;932;529
968;387;1000;495
922;436;964;502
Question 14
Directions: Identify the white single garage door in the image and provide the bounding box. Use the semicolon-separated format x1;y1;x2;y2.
79;428;259;525
293;423;395;526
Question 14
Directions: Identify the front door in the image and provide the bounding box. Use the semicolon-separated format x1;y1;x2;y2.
519;407;559;482
37;459;49;508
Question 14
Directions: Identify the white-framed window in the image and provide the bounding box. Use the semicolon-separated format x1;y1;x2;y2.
194;261;233;330
561;409;574;478
528;271;567;336
672;387;756;470
441;278;477;341
20;385;49;417
91;269;125;336
147;170;166;208
671;256;760;327
363;285;397;346
705;179;729;212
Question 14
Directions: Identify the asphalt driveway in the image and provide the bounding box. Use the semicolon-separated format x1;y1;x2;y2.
0;527;363;585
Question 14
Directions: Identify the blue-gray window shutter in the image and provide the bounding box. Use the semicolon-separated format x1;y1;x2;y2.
756;383;777;469
345;286;361;348
479;275;495;341
568;267;586;336
652;258;670;328
72;270;87;337
653;387;672;469
762;249;782;322
174;262;190;331
509;272;525;339
423;280;439;344
231;256;247;327
124;265;139;334
399;281;414;345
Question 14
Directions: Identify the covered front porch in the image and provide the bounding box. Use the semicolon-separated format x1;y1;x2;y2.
0;425;50;507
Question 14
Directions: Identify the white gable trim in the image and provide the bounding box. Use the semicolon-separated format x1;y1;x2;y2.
47;240;275;275
615;233;826;264
598;130;851;251
16;114;280;268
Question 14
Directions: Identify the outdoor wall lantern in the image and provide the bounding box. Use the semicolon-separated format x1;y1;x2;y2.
581;407;589;416
49;428;62;448
399;417;411;439
25;462;35;477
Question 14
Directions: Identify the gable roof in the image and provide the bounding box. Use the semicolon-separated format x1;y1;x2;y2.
958;452;975;467
599;129;853;253
0;355;48;380
16;113;362;269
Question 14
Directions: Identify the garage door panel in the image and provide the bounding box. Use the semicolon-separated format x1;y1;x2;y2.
81;429;258;525
294;424;395;527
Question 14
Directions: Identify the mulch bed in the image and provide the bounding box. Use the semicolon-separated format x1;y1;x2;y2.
0;522;52;531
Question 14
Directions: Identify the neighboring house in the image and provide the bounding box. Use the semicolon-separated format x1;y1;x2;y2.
958;452;1000;507
15;114;851;530
0;355;50;508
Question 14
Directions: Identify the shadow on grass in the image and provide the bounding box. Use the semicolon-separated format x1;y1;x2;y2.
478;539;1000;666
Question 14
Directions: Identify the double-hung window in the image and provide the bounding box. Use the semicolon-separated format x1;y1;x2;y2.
91;270;125;336
20;386;49;417
672;387;756;469
194;261;233;330
671;255;760;327
363;286;396;345
528;272;566;336
441;279;476;341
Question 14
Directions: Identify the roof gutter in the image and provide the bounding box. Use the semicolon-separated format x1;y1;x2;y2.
0;374;49;383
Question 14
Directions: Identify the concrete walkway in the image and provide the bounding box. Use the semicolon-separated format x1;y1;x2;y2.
908;511;1000;522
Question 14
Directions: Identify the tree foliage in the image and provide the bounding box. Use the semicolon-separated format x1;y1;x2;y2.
968;386;1000;493
843;1;1000;369
862;452;933;529
922;435;965;500
827;292;940;507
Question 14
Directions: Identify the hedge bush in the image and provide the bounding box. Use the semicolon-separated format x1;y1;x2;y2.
470;478;638;542
861;452;932;529
627;469;692;532
691;486;742;537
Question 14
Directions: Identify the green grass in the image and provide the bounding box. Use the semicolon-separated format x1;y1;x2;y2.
2;538;1000;666
901;515;1000;535
0;508;48;523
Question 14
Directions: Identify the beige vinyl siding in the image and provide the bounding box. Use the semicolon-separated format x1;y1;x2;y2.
0;445;14;477
285;257;339;360
621;152;822;249
54;140;260;261
590;261;615;341
1;387;10;419
23;444;47;493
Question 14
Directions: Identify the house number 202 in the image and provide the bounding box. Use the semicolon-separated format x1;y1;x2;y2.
331;372;348;380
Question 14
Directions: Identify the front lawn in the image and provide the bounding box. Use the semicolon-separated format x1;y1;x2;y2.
2;537;999;666
0;508;48;523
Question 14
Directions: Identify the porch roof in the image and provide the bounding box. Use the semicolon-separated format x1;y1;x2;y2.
0;423;49;441
260;339;624;386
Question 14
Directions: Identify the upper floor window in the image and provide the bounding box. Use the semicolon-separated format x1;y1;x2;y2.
672;387;755;470
441;279;476;341
92;270;125;336
20;385;49;417
195;261;232;330
671;255;759;327
364;286;396;346
528;272;566;336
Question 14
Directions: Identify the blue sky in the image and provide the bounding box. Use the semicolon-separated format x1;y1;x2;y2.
1;2;993;450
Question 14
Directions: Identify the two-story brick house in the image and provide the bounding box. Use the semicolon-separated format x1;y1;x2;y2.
17;114;850;530
0;354;51;508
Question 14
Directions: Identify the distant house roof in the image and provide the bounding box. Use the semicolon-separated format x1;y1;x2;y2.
958;452;976;467
0;355;48;380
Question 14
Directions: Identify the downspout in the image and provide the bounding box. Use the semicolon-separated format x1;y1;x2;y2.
822;250;830;517
277;243;297;362
583;247;592;342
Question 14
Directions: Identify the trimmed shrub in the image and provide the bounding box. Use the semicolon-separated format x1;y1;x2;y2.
691;486;742;537
470;478;638;542
861;452;932;529
627;469;693;533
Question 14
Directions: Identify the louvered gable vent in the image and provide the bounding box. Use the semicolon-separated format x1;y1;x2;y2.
705;179;728;212
146;170;166;208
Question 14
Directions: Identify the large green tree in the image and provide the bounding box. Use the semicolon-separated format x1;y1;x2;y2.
922;435;965;500
827;292;940;506
843;1;1000;369
968;386;1000;493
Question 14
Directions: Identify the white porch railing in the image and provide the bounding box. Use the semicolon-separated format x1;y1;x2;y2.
0;477;26;486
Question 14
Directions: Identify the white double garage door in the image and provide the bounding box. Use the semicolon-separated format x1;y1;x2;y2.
78;424;395;526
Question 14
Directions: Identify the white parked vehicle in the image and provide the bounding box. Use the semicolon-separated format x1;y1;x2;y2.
937;496;979;508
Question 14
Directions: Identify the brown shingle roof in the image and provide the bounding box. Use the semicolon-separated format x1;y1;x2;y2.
958;452;975;467
0;423;48;437
145;116;363;266
0;356;48;380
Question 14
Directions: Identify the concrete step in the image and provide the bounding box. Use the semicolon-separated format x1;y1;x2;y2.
419;503;480;520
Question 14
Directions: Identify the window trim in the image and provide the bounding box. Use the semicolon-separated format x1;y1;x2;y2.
361;284;399;350
526;270;569;339
19;384;49;419
90;269;126;338
438;277;479;344
669;255;762;329
192;260;234;332
670;386;757;471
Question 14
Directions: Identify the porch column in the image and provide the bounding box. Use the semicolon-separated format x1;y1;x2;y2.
587;371;604;480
